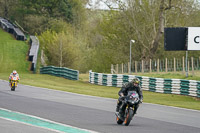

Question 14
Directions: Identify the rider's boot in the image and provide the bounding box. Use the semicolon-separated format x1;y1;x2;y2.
118;103;126;120
116;100;122;113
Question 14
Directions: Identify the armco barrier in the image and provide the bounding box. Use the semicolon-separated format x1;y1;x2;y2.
89;70;200;98
29;36;39;72
40;66;79;80
0;17;26;41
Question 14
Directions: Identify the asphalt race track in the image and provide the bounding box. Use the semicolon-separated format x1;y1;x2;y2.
0;80;200;133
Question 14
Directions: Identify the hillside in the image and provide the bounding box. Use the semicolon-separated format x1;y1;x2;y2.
0;28;29;73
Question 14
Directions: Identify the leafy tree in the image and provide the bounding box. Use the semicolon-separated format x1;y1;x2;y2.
86;0;200;72
0;0;18;19
0;0;88;34
17;0;86;24
39;26;80;68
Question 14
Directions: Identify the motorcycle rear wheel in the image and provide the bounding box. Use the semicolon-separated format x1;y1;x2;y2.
124;109;134;126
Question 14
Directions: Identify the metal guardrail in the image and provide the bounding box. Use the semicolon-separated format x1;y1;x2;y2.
89;70;200;98
0;17;26;41
40;66;79;80
29;36;39;72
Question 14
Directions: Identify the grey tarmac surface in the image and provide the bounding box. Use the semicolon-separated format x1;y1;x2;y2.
0;117;58;133
0;80;200;133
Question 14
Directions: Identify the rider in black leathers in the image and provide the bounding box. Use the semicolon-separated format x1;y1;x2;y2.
116;78;143;115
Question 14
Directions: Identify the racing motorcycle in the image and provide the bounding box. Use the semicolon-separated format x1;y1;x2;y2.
116;91;140;126
10;76;19;91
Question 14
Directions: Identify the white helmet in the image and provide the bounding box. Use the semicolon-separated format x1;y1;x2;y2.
13;70;17;75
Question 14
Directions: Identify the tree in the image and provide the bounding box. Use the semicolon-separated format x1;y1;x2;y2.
86;0;200;72
17;0;87;24
39;27;80;68
0;0;18;19
150;0;172;58
0;0;88;34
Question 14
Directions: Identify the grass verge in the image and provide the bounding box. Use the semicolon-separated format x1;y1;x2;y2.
134;71;200;80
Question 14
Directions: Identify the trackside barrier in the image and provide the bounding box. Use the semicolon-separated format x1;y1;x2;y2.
40;66;79;80
0;17;26;41
29;36;39;72
89;70;200;98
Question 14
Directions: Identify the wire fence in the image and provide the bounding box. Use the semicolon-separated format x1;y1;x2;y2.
111;57;200;75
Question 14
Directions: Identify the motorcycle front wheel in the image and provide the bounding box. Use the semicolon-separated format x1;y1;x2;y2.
124;109;134;126
116;115;123;124
11;83;15;91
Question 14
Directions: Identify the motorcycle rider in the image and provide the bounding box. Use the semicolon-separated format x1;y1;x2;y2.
9;70;20;86
116;77;143;115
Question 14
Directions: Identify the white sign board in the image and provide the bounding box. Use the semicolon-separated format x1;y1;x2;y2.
188;27;200;50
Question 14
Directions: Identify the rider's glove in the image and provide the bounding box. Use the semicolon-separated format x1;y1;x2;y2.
120;93;124;97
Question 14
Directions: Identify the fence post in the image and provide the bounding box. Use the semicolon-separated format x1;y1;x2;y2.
111;64;113;74
157;59;159;73
174;57;176;72
142;60;144;73
116;64;119;74
165;58;168;72
182;56;185;74
128;62;130;74
121;63;123;74
199;56;200;70
188;60;190;74
150;59;152;73
192;57;194;76
135;61;137;73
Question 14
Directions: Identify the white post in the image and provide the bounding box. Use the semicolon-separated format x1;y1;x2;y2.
186;51;188;77
111;64;113;74
129;40;135;74
122;63;124;74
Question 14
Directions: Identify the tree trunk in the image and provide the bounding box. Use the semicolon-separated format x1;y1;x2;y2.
150;0;172;58
3;0;8;18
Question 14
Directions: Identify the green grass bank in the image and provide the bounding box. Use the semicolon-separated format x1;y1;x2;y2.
0;28;29;73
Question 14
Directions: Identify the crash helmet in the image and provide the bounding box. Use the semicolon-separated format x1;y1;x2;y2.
13;70;17;75
132;78;140;85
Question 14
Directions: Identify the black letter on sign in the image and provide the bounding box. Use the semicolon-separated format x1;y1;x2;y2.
194;36;200;44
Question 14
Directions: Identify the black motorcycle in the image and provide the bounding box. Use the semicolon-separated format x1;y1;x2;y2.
116;91;140;126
